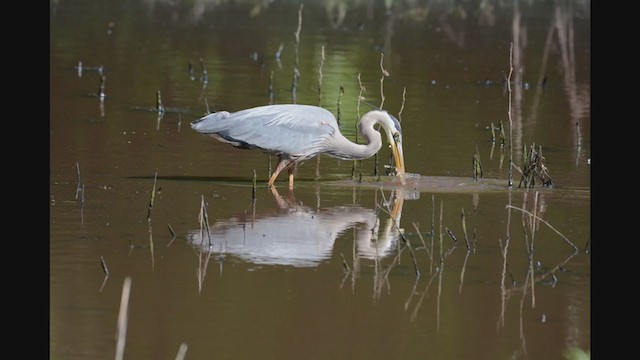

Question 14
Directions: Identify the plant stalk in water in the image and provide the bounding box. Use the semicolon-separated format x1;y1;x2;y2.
156;90;165;114
115;277;132;360
147;171;158;223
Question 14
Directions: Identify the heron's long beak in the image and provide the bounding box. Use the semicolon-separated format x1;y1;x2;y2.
391;139;405;176
383;113;405;178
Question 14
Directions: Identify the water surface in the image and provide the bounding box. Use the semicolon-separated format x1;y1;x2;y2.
50;1;590;359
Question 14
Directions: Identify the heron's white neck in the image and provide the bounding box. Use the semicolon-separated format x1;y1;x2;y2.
325;111;389;160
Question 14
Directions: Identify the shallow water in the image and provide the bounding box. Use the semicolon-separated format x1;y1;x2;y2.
51;1;590;359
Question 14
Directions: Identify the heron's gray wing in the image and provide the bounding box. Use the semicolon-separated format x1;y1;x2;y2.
192;105;339;159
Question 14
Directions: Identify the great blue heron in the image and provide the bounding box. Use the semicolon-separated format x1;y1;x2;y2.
191;104;405;188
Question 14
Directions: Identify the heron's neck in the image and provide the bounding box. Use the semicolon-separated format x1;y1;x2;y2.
326;122;382;160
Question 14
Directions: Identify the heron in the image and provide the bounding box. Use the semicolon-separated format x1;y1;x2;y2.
191;104;405;188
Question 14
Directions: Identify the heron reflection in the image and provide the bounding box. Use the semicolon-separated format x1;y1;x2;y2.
186;188;408;267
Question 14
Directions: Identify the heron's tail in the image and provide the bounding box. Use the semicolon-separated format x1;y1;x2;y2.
190;111;231;133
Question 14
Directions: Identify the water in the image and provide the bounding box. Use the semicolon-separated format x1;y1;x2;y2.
50;1;590;359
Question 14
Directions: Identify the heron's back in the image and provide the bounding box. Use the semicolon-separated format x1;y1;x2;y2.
191;104;339;159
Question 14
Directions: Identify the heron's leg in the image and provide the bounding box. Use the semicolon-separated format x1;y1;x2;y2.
287;163;297;189
268;158;292;188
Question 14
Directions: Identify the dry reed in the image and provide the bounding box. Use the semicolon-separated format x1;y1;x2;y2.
146;171;158;223
115;277;132;360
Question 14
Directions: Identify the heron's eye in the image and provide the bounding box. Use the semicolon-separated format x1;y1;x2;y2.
393;132;401;143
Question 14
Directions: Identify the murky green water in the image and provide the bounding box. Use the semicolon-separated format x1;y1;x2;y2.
50;1;590;359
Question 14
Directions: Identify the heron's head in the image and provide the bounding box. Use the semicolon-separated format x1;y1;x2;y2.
378;111;405;176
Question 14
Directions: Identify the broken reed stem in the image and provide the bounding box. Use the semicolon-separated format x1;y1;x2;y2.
374;151;380;177
148;225;155;270
294;4;303;49
439;199;444;262
318;45;325;106
436;259;444;331
520;191;531;251
445;227;458;245
430;194;435;274
99;274;109;293
379;53;388;109
75;162;82;199
412;222;430;257
147;171;158;223
252;169;257;201
398;86;406;123
374;54;387;177
188;60;194;80
336;85;344;125
473;228;477;253
201;196;213;247
472;145;483;181
519;270;531;357
175;343;188;360
459;250;470;294
498;193;513;330
100;256;110;276
167;223;177;247
490;122;496;143
291;4;303;102
409;268;439;322
98;75;106;99
199;58;208;84
404;274;421;311
340;253;351;272
356;73;365;143
156;90;165;114
531;191;539;254
518;144;554;188
351;228;360;291
167;223;176;239
268;70;275;104
197;248;213;293
461;207;470;251
507;42;514;188
505;204;577;250
203;98;211;115
275;42;284;60
523;191;537;309
352;73;366;180
115;276;132;360
529;251;536;309
584;237;590;254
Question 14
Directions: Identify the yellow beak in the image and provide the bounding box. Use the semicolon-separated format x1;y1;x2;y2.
391;140;405;175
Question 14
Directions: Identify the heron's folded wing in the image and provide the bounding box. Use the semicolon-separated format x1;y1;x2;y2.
193;105;338;158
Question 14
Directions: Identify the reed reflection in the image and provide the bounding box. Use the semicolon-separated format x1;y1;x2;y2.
187;187;407;268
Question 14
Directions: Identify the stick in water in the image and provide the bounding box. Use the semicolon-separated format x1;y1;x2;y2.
147;172;158;223
115;277;132;360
